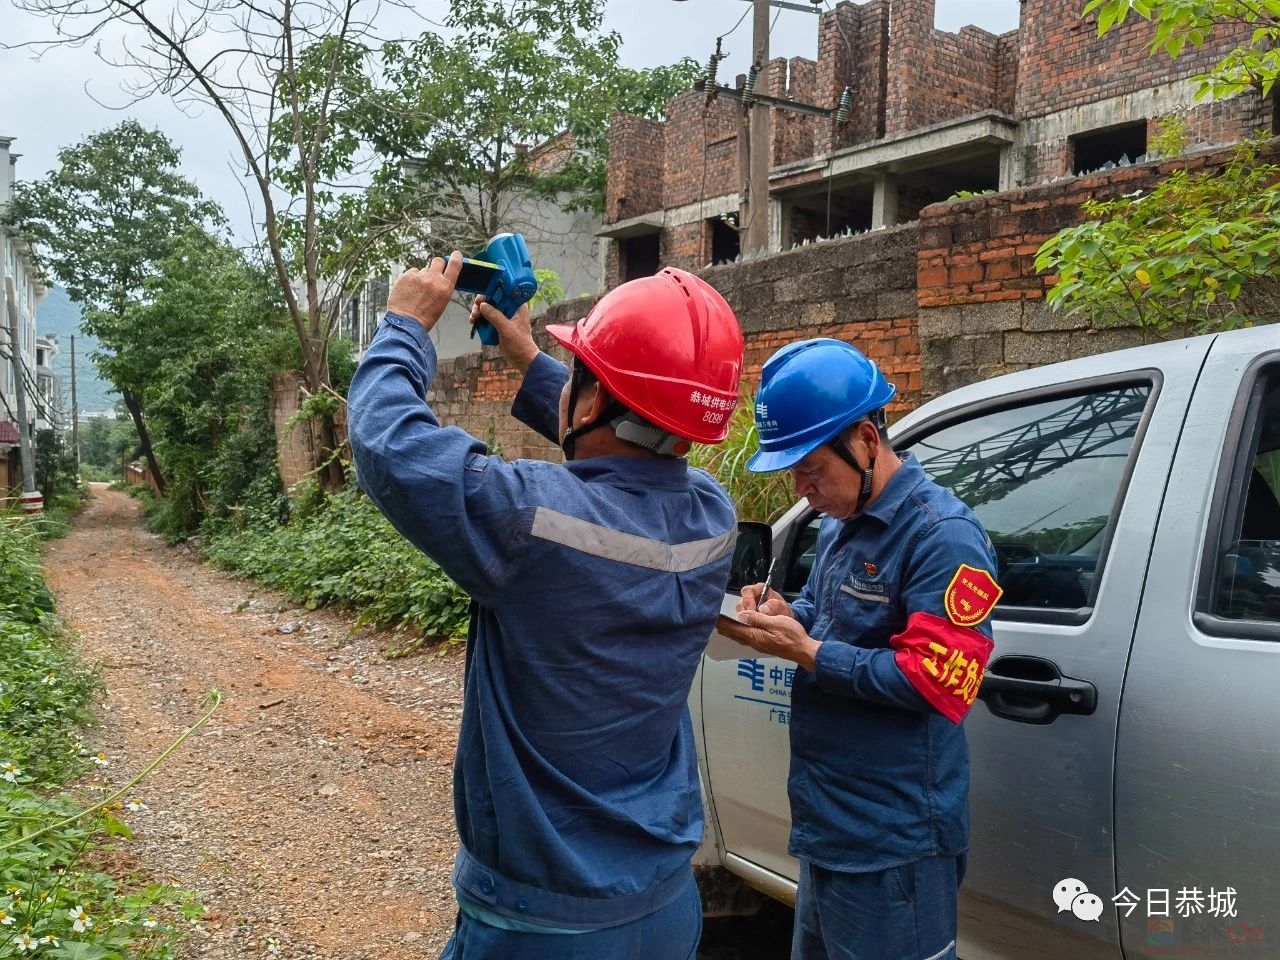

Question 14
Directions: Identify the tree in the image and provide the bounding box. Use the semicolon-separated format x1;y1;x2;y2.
1035;1;1280;330
120;228;292;538
11;0;393;491
34;428;78;503
78;415;139;481
5;122;220;493
352;0;700;259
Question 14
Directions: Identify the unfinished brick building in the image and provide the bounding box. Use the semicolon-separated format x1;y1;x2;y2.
601;0;1266;287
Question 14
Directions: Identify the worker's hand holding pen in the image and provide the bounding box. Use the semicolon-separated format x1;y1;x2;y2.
736;558;794;619
722;557;818;671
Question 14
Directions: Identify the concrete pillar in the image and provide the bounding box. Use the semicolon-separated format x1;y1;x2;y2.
999;142;1026;191
872;174;899;228
768;196;785;252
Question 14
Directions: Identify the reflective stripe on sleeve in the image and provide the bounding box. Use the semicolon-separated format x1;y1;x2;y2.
530;507;737;572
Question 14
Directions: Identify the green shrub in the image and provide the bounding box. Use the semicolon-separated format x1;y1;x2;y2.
203;474;471;646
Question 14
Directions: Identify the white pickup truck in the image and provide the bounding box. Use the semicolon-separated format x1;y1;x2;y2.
693;323;1280;959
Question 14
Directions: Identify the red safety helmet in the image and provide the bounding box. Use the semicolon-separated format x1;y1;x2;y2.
546;268;744;445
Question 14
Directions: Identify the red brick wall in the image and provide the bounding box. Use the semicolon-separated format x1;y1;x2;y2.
884;0;933;137
1015;1;1251;120
995;30;1019;116
606;114;665;221
914;25;1005;129
665;222;706;276
918;142;1277;312
816;0;883;151
661;92;741;210
914;140;1279;397
773;57;819;167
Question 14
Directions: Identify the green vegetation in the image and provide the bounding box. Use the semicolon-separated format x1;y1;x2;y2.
1037;1;1280;330
77;419;140;485
0;512;197;958
691;398;795;524
202;477;471;653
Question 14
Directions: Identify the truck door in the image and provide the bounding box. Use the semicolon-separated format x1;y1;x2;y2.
698;336;1210;954
1116;327;1280;958
898;362;1196;960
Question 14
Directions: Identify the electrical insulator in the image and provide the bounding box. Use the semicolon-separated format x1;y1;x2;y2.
706;36;725;87
835;86;852;124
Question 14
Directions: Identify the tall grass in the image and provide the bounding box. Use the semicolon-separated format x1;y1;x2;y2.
690;397;796;524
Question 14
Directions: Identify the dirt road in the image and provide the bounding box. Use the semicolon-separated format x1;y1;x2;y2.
42;487;792;960
44;487;468;958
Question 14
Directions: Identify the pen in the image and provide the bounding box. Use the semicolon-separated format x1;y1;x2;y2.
759;557;779;611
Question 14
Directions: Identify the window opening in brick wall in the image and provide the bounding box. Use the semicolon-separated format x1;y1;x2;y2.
785;185;873;247
896;153;1001;220
707;216;741;265
620;232;660;282
1071;122;1147;176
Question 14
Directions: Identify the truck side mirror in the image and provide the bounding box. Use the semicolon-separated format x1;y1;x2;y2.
728;521;773;592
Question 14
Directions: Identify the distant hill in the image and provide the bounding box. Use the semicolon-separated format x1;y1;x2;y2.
38;287;118;418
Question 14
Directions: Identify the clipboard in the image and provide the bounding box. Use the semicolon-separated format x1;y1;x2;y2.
706;607;755;661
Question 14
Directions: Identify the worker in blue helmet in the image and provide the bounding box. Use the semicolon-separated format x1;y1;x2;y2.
724;338;1001;960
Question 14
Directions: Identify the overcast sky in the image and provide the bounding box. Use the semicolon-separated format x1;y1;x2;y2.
1;0;1020;243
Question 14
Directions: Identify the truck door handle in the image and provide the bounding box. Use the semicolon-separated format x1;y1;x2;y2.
979;655;1097;725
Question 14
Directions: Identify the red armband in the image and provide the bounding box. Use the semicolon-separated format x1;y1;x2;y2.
892;612;994;724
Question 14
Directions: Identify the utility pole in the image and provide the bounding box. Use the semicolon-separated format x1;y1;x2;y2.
70;334;80;482
743;0;772;253
6;296;35;497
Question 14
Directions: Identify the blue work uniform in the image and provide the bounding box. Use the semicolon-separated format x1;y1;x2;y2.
347;313;737;959
786;454;999;960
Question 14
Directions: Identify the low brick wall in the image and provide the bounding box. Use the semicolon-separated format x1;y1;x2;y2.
913;142;1275;398
415;139;1279;465
702;224;922;420
427;226;924;454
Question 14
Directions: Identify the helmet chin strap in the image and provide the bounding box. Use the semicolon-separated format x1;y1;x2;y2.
828;436;876;515
559;358;597;461
560;359;685;460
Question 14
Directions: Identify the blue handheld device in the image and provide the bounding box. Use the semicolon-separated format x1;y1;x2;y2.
455;233;539;346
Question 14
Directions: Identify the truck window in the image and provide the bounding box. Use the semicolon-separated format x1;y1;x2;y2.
905;384;1151;615
1205;366;1280;628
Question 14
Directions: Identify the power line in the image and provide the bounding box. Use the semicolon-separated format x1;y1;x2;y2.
720;3;752;40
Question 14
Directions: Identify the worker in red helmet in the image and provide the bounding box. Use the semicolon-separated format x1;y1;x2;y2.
347;253;745;960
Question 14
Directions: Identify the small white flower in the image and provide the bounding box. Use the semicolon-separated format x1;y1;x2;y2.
267;936;282;954
42;673;56;686
69;904;92;933
91;753;109;768
12;932;37;952
39;934;58;946
1;761;19;782
126;799;149;813
142;918;157;929
0;910;13;926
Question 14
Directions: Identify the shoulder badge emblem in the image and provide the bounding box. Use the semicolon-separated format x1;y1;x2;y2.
944;564;1003;627
864;561;878;577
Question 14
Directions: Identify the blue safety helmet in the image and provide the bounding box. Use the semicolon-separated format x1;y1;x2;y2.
747;338;896;473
